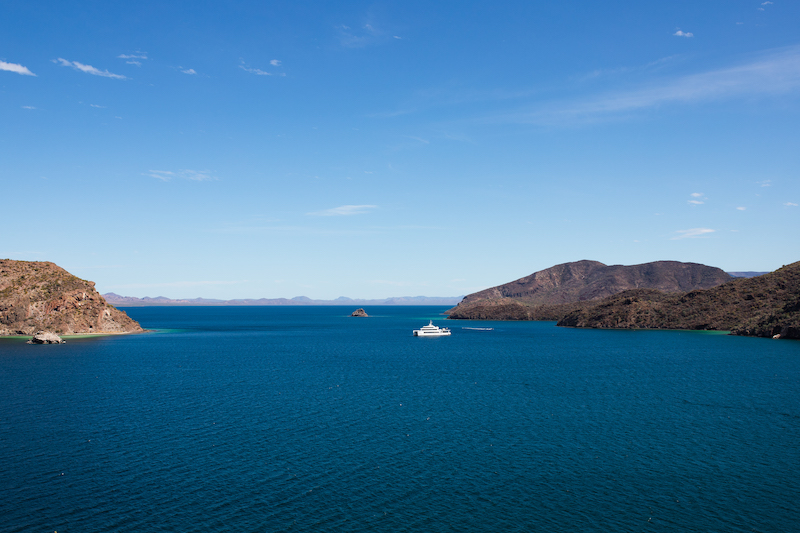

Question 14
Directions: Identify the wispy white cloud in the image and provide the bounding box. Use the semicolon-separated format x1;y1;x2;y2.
337;20;394;48
498;45;800;125
762;1;773;4
673;30;694;38
758;179;772;187
118;53;147;60
578;55;681;82
0;60;36;76
785;202;798;207
54;58;126;79
240;65;272;75
269;59;281;67
688;192;706;205
736;206;747;210
118;53;146;66
90;104;105;108
22;105;36;109
145;169;217;181
307;205;378;216
239;60;286;77
181;68;197;75
671;228;715;240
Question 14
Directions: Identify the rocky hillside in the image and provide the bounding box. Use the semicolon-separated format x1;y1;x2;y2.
557;261;800;339
448;260;733;320
0;259;143;336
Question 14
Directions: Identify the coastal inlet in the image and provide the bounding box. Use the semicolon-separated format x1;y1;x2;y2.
1;305;798;532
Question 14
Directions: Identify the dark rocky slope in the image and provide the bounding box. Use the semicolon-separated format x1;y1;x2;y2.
557;261;800;339
1;259;143;336
448;260;733;320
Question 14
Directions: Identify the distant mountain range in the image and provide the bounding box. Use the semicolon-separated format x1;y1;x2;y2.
103;293;463;307
727;271;769;278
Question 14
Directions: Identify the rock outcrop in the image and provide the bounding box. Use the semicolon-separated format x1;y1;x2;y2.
350;308;368;317
448;260;733;321
27;331;65;344
1;259;143;336
556;261;800;339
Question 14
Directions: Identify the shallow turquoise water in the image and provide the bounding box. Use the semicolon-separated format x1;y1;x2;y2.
1;306;799;532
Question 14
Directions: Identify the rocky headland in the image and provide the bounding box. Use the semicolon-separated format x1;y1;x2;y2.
557;261;800;339
447;260;733;321
0;259;143;336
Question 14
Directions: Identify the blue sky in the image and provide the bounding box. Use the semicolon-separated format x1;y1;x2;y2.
2;0;798;299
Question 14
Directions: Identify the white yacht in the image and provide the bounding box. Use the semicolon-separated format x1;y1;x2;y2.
413;321;452;337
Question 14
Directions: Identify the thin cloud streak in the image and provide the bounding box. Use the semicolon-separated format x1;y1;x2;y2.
0;60;36;76
212;224;380;237
497;45;800;124
54;58;126;79
239;60;286;77
145;169;217;181
671;228;715;240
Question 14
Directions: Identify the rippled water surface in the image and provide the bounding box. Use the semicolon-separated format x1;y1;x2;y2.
2;306;799;532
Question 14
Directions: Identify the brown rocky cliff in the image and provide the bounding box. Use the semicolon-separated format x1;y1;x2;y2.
556;261;800;339
0;259;143;335
448;260;733;320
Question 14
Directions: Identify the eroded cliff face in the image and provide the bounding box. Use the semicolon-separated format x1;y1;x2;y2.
0;259;143;335
556;262;800;339
448;260;734;320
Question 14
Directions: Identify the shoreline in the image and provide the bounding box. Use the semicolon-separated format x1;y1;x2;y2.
0;330;150;340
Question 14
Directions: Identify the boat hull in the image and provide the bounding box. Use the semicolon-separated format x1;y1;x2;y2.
413;330;451;336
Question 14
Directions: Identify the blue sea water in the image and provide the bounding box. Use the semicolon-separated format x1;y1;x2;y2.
1;306;799;532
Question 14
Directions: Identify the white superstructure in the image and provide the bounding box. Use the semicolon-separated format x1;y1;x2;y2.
413;321;452;337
